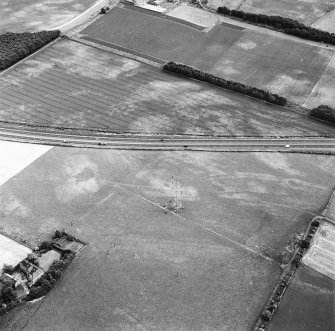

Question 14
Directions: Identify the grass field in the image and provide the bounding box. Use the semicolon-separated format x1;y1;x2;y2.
0;148;334;330
269;265;335;331
0;39;333;136
81;5;335;105
0;0;98;33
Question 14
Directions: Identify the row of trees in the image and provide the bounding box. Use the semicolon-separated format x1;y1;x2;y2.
163;62;287;106
255;219;320;330
217;7;335;45
0;30;60;70
309;105;335;124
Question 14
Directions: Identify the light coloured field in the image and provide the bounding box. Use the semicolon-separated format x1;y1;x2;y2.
303;53;335;109
0;149;334;330
0;233;31;270
83;5;335;105
0;0;99;33
312;8;335;33
0;141;52;187
303;220;335;280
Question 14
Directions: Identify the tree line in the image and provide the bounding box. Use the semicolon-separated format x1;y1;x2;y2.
218;7;335;45
163;61;287;106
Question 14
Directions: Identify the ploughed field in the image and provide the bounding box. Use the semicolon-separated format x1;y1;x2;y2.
81;4;335;105
0;149;334;330
269;265;335;331
0;0;98;33
0;39;334;136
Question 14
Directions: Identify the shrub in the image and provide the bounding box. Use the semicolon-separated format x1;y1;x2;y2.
261;310;271;322
300;239;310;249
27;286;44;300
26;253;39;266
1;286;15;303
163;62;287;105
291;256;301;268
309;105;335;124
217;7;335;45
311;220;320;227
53;230;63;239
0;30;60;70
100;7;107;14
2;264;13;274
39;241;52;251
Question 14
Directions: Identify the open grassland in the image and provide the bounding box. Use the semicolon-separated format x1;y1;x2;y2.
0;148;334;330
213;0;335;27
82;5;335;105
0;0;98;33
269;265;335;331
304;53;335;109
0;39;333;136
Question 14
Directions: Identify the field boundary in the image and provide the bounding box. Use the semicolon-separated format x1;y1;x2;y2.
79;36;166;64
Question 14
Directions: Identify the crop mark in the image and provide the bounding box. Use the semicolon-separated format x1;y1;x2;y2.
115;184;276;263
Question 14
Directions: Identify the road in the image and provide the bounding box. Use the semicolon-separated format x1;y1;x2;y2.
0;126;334;153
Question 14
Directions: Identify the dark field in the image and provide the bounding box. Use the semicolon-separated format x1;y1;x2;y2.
0;149;334;330
0;39;333;136
81;5;335;104
269;265;335;331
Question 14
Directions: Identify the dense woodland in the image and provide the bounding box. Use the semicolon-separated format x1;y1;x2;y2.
0;30;60;70
309;105;335;124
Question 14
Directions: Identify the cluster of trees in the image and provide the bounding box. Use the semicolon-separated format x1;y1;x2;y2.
309;105;335;124
27;250;75;301
163;61;287;106
0;30;60;70
217;7;335;45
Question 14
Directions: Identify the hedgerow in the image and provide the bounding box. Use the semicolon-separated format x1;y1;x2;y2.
0;30;60;70
163;61;287;106
218;7;335;45
309;105;335;124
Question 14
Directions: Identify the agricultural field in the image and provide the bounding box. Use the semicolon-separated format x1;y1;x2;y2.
0;0;98;33
0;39;333;136
0;148;334;330
269;265;335;331
81;4;335;105
207;0;335;28
0;233;31;271
303;54;335;109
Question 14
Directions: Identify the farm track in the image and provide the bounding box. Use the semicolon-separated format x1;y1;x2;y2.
0;126;334;152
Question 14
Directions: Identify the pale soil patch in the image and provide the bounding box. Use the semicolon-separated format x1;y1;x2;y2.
167;4;224;27
0;233;31;270
0;0;100;33
0;141;52;187
302;220;335;280
38;250;61;270
303;53;335;108
207;0;244;10
312;8;335;33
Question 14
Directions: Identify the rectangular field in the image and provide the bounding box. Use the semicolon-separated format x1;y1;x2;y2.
269;265;335;331
81;4;335;105
0;233;31;270
0;39;333;137
0;149;334;330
